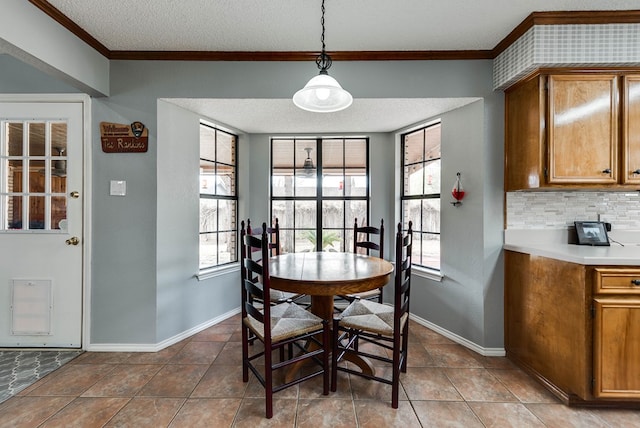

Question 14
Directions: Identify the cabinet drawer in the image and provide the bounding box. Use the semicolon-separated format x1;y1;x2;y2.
594;268;640;294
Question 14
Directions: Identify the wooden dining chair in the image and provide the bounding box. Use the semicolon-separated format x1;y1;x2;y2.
331;221;413;409
240;221;330;419
246;218;306;305
336;218;385;308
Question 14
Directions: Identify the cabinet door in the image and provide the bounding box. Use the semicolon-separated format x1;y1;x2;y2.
548;75;618;184
623;75;640;184
593;297;640;398
505;76;545;190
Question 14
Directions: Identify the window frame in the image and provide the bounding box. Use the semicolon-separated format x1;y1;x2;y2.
401;121;442;272
198;121;238;271
270;137;370;254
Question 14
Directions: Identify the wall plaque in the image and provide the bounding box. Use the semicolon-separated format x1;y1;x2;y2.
100;121;148;153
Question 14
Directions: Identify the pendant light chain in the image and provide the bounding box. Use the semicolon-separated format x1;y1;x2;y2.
316;0;332;73
320;0;326;54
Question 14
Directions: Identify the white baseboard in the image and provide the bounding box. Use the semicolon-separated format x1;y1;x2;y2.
86;307;504;357
409;313;506;357
86;307;241;352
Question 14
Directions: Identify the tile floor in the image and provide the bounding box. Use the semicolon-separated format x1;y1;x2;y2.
1;315;639;427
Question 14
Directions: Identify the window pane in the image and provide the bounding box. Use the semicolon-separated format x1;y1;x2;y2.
322;139;343;168
295;229;316;253
280;228;294;254
404;164;423;196
199;233;217;269
199;198;217;233
322;169;344;197
422;233;441;270
200;160;215;195
294;175;316;197
321;229;343;252
216;131;235;165
272;200;293;228
403;199;421;232
30;160;45;192
29;195;45;229
272;139;293;168
28;123;45;156
425;124;441;160
5;195;22;229
272;169;293;197
346;200;367;229
404;130;424;164
294;201;316;228
217;231;235;265
7;123;23;156
216;164;235;196
200;125;215;161
344;139;366;168
51;122;67;155
52;196;66;230
345;172;367;197
423;159;441;194
322;200;344;228
422;199;441;233
218;200;236;232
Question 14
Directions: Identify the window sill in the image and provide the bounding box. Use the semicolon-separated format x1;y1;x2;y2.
412;265;443;282
197;263;240;281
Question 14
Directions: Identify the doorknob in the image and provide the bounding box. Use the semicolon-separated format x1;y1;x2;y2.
70;191;80;199
65;237;80;246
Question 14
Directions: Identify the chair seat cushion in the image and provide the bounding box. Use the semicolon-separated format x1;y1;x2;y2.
346;289;381;299
244;302;324;342
270;289;303;302
338;299;408;336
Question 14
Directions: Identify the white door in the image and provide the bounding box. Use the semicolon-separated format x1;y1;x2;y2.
0;101;83;347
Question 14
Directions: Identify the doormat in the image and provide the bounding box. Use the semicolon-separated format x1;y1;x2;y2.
0;350;83;404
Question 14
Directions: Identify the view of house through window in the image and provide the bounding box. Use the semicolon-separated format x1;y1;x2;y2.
199;122;237;269
402;122;441;270
271;137;369;253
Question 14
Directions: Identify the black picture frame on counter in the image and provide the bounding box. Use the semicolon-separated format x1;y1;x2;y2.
574;221;610;246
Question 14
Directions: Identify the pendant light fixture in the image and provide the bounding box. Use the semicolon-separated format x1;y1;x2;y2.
293;0;353;113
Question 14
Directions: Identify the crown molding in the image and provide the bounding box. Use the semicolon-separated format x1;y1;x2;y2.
28;2;640;62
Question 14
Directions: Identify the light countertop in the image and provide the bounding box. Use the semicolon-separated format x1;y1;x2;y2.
504;229;640;266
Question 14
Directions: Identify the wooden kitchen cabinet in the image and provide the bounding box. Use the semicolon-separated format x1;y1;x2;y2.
505;71;640;190
623;75;640;184
592;268;640;399
505;251;640;406
547;74;618;184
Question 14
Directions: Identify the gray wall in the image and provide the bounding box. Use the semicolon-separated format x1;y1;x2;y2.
2;57;505;350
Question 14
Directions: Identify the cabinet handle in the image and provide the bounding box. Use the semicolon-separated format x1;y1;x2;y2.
602;168;611;174
633;169;640;175
632;279;640;286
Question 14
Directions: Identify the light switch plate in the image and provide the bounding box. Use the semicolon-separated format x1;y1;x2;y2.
110;180;126;196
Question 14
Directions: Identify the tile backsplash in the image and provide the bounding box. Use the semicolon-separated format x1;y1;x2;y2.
506;191;640;229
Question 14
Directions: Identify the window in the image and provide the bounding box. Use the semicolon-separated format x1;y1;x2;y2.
1;121;68;231
401;122;441;270
199;123;237;269
271;138;369;253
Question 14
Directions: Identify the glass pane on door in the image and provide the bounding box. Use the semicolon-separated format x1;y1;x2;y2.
1;121;68;231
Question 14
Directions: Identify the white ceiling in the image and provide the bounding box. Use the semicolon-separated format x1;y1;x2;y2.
43;0;640;133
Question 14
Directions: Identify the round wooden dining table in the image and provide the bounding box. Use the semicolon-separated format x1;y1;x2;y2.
269;251;394;377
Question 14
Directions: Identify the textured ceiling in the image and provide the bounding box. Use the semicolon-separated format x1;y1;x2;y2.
40;0;640;132
46;0;640;52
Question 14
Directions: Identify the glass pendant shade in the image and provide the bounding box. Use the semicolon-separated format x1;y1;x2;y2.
293;73;353;113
